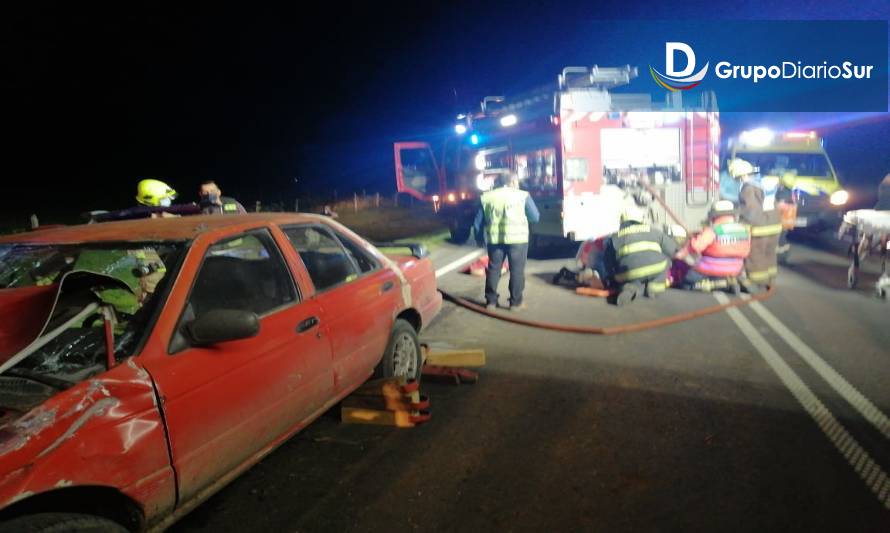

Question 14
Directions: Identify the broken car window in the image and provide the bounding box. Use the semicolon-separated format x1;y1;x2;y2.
0;242;185;385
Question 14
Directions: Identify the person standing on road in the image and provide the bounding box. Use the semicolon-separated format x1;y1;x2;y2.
604;206;677;306
198;180;247;215
473;173;540;310
730;158;782;291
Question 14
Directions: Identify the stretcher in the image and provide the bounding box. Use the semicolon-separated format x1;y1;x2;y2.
838;209;890;300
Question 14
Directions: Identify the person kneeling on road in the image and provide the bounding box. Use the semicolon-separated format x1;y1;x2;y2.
604;206;677;306
473;172;540;311
675;200;751;292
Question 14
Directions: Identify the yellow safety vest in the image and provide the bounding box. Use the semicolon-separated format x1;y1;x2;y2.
481;187;530;244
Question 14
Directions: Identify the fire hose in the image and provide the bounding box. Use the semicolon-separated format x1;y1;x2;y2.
438;286;773;335
436;180;775;334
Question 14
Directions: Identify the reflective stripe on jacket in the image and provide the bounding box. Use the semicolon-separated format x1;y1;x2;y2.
481;187;530;244
608;223;676;283
695;255;744;277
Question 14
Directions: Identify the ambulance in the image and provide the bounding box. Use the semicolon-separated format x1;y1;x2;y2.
725;128;849;231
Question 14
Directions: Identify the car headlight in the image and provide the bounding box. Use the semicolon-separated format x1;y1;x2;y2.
829;190;849;206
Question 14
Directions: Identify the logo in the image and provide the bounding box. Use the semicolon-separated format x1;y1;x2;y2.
649;42;709;91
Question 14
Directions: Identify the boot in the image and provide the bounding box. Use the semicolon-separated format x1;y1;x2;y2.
616;285;638;306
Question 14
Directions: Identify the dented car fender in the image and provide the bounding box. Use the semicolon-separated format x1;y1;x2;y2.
0;358;175;520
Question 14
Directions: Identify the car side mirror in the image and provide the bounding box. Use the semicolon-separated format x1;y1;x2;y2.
186;309;260;346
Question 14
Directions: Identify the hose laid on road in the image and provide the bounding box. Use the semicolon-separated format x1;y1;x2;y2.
438;286;774;335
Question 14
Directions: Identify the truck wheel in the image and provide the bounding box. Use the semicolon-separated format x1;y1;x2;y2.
449;224;471;244
0;513;128;533
376;319;422;381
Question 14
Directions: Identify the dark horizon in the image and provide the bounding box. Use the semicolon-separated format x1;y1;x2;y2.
3;2;890;225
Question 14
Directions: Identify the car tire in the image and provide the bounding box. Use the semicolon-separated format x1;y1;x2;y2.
0;513;128;533
376;319;422;381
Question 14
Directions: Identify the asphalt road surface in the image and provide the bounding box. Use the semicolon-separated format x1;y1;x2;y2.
172;234;890;533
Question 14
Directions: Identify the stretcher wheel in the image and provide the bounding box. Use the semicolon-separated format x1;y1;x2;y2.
847;264;858;289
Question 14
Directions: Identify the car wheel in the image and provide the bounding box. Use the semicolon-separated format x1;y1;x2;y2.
376;319;422;381
0;513;128;533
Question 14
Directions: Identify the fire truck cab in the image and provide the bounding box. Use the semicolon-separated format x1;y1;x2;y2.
394;66;721;244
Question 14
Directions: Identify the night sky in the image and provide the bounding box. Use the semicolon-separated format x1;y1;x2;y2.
3;1;889;224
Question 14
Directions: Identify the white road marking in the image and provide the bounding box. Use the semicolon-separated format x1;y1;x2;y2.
714;292;890;510
746;299;890;442
435;249;485;278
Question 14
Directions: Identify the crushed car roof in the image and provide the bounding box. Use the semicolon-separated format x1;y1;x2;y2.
0;213;330;245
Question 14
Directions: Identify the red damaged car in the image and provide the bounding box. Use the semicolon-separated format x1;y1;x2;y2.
0;213;441;532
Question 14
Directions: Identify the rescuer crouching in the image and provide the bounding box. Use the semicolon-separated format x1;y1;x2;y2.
604;206;678;306
675;200;752;293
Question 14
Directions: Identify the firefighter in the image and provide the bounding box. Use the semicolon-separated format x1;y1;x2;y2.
136;179;177;208
473;172;540;310
605;206;677;306
676;200;751;292
199;180;246;215
729;158;782;291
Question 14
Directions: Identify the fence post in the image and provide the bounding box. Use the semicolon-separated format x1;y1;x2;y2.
294;198;299;212
353;192;358;212
375;192;380;208
30;214;39;229
255;201;261;213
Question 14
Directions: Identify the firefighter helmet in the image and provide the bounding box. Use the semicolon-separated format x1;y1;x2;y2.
709;200;737;218
136;179;177;207
728;158;758;179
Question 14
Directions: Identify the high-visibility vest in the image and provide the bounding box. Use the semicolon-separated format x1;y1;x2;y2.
703;222;751;258
611;223;670;282
481;187;530;244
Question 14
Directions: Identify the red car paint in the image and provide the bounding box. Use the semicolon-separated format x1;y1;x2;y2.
0;213;441;530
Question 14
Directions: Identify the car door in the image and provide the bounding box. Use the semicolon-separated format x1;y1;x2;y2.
281;225;400;394
141;229;333;504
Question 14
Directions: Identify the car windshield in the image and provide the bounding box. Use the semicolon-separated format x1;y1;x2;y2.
0;242;184;385
737;152;834;179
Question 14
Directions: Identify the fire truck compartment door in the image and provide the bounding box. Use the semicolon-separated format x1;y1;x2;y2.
394;142;443;201
601;128;681;169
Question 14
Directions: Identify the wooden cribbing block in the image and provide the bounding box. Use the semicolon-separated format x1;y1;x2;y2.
350;377;407;399
424;349;486;368
342;394;430;412
341;407;430;428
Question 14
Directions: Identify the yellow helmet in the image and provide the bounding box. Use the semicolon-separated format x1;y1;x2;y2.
728;158;757;179
136;179;177;207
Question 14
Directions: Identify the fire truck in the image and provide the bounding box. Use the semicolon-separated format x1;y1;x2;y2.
394;66;721;244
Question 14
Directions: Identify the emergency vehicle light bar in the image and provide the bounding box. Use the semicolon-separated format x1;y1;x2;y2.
559;65;638;90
